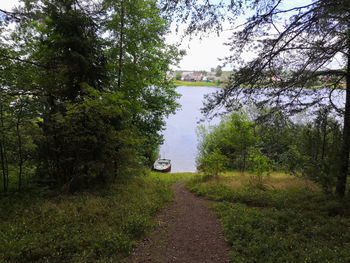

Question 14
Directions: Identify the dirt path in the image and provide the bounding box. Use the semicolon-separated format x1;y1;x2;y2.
125;183;231;263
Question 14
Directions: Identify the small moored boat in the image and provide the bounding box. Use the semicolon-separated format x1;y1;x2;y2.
153;159;171;172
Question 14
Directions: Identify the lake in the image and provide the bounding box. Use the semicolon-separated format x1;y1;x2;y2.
160;86;346;173
159;86;221;173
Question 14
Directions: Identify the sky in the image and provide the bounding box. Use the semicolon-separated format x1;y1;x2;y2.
166;27;233;71
1;0;17;13
1;0;235;71
3;0;339;72
166;0;313;71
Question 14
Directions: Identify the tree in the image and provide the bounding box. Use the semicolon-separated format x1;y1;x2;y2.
223;113;257;173
255;108;294;166
13;0;113;187
176;71;182;80
0;91;10;193
0;25;40;192
279;109;343;193
0;0;181;191
196;112;257;173
165;0;350;197
215;65;222;77
197;148;228;178
104;0;181;166
248;149;271;186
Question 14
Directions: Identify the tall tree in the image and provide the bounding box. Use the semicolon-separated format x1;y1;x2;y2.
0;0;182;190
104;0;181;165
22;0;111;185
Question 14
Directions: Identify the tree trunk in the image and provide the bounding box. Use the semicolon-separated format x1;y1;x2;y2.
336;41;350;197
321;115;327;161
0;103;8;193
117;0;125;90
0;141;7;193
16;103;23;190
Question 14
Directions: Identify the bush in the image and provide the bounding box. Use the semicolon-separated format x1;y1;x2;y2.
248;149;271;188
197;148;228;178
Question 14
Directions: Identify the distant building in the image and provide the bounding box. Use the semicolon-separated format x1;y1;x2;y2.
183;72;204;82
322;76;331;84
206;72;220;81
181;72;193;80
271;75;282;82
167;71;174;80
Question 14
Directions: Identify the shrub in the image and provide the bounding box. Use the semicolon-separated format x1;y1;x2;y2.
197;148;228;178
248;149;271;188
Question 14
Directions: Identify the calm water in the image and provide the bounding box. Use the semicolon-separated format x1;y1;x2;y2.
159;86;221;173
160;86;346;173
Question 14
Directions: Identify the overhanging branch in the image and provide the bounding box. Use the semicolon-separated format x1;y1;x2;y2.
0;55;47;68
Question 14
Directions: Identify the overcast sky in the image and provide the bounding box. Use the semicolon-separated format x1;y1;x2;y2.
166;28;233;71
1;0;16;11
4;0;337;72
1;0;235;71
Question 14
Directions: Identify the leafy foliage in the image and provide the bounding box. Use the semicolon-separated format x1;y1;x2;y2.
0;0;181;191
247;148;271;187
197;112;257;173
197;148;228;178
280;110;342;193
196;110;343;193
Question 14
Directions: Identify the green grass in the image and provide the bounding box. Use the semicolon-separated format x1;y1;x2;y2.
0;172;189;263
150;171;195;183
173;80;223;87
214;202;350;263
187;172;350;262
186;172;337;213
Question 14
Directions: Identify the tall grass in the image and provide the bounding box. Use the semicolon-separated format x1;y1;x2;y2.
187;172;350;262
187;172;347;214
0;172;185;263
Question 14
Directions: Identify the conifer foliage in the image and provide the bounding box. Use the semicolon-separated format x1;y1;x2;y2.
0;0;181;191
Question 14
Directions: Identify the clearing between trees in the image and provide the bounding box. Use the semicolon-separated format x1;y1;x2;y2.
1;172;349;262
125;182;230;263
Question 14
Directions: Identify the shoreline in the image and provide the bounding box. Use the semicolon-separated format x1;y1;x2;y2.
173;80;223;87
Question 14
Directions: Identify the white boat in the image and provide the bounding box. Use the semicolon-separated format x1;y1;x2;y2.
153;159;171;172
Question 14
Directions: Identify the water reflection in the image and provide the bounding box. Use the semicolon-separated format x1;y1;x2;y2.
159;86;221;173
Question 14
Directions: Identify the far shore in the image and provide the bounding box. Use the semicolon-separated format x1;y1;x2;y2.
173;80;224;87
173;80;347;90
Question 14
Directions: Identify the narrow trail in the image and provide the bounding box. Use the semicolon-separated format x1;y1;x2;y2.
125;183;231;263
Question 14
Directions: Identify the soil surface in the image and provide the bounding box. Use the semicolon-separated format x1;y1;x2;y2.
124;183;231;263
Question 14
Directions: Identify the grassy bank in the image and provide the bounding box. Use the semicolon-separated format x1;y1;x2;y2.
173;80;223;87
0;172;192;263
187;172;350;263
